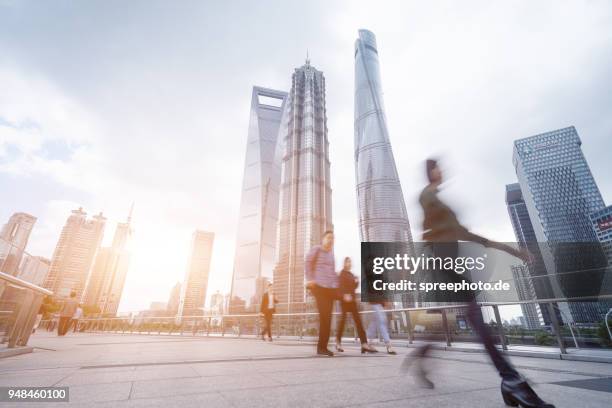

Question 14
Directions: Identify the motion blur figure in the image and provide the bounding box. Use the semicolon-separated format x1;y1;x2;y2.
260;282;278;341
402;159;554;408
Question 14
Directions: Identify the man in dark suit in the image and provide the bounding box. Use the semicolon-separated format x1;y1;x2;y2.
260;283;278;341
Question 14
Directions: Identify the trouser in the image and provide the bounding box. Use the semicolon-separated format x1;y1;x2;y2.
466;300;519;380
261;314;273;339
430;242;519;380
366;303;391;343
336;300;367;344
72;319;80;332
312;285;335;351
58;317;72;336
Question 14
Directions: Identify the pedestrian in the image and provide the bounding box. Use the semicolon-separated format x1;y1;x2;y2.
72;304;83;333
305;230;338;356
260;282;278;341
403;158;554;408
366;300;397;355
58;291;78;336
335;257;377;354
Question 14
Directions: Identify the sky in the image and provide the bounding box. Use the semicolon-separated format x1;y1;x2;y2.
1;1;611;316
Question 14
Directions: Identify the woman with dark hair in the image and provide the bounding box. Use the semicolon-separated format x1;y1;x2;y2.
404;159;554;408
335;257;377;354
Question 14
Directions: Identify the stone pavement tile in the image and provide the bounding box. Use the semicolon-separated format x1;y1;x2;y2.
57;365;199;386
220;379;389;408
66;381;132;403
99;391;230;408
533;383;612;408
0;373;68;387
264;364;398;386
130;372;282;399
349;387;511;408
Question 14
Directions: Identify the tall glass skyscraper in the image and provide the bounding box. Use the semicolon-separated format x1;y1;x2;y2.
513;126;607;323
178;230;214;318
230;87;288;312
43;208;106;299
274;59;333;313
354;29;413;243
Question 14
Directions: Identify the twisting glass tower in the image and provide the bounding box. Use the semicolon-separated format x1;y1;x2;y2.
354;29;413;242
274;58;333;313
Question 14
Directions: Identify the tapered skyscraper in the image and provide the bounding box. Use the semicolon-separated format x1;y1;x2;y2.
230;87;287;312
178;230;214;317
354;29;413;242
274;59;333;312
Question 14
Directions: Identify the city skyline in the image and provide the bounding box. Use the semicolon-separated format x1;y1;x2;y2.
2;2;612;314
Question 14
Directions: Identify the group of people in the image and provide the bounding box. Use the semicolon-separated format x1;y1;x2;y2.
259;159;554;408
260;231;394;355
37;291;83;335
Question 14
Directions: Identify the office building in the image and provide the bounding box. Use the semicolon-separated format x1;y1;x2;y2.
0;212;36;275
83;208;133;316
354;29;413;242
273;58;333;313
43;208;106;299
510;264;544;330
513;126;607;323
230;87;288;312
178;230;214;317
167;281;181;314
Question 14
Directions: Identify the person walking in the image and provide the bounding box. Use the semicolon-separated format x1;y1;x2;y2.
260;283;278;341
305;230;338;357
335;257;377;354
403;159;554;408
58;291;78;336
72;305;83;333
366;300;397;355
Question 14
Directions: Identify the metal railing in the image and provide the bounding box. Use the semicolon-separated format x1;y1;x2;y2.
42;296;612;355
0;271;53;348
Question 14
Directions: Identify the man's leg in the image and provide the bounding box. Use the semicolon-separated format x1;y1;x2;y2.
266;315;272;339
467;301;518;380
314;286;333;351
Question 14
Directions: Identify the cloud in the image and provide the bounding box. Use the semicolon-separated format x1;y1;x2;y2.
1;1;611;313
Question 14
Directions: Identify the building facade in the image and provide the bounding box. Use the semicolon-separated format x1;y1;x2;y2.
505;183;553;326
354;29;413;243
230;87;288;312
590;205;612;298
83;210;133;316
513;126;607;323
510;264;544;330
273;59;333;313
0;212;37;275
43;208;106;299
178;230;214;317
167;281;181;314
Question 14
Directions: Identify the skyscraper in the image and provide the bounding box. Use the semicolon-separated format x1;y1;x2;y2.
230;86;288;312
274;58;333;313
510;264;544;330
17;256;50;286
354;29;413;243
0;212;37;275
590;205;612;261
513;126;607;323
83;208;133;316
43;208;106;299
178;230;214;317
167;281;181;314
505;183;553;326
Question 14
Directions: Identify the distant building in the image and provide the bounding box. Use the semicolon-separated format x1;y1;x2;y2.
83;208;133;316
17;256;50;287
44;208;106;299
513;126;608;323
511;264;544;330
230;87;287;312
273;58;333;313
0;212;36;275
210;290;224;315
167;281;181;314
178;230;214;317
149;301;167;311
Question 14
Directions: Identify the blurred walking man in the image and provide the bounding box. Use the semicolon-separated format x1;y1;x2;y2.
305;230;338;356
58;291;78;336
